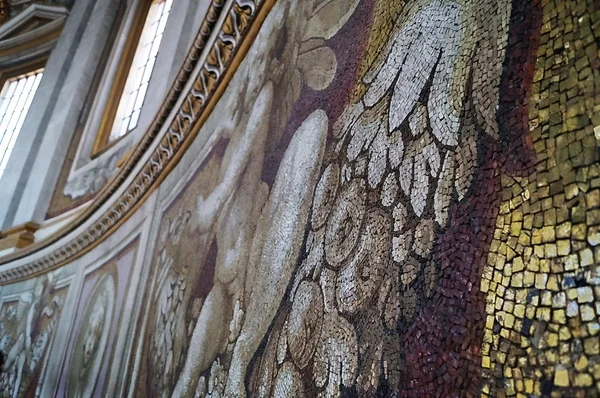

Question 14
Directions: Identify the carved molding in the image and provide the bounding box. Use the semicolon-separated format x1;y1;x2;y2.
0;4;67;60
63;149;123;200
4;1;72;20
0;0;273;283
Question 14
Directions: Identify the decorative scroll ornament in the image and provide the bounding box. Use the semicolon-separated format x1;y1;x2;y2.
0;0;270;283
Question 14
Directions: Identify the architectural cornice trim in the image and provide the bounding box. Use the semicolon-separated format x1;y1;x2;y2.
0;4;67;59
0;4;68;39
0;0;275;283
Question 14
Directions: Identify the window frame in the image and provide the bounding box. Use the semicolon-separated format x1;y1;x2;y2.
0;55;47;89
0;56;47;177
90;0;167;158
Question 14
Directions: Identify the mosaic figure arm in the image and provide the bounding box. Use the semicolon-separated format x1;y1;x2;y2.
171;282;229;398
195;83;274;234
170;83;274;398
171;164;268;398
224;109;328;397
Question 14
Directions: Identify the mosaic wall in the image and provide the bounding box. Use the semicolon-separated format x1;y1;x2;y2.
0;0;599;396
0;239;139;397
55;242;137;397
0;273;67;398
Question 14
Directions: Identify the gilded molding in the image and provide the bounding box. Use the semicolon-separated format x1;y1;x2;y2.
0;0;272;283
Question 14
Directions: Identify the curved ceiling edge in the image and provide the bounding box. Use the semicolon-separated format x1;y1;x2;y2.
0;0;274;284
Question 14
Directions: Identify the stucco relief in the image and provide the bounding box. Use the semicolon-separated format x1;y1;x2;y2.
63;151;122;200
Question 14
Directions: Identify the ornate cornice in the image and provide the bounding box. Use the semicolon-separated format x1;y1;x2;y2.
4;1;74;20
0;4;67;60
0;0;274;283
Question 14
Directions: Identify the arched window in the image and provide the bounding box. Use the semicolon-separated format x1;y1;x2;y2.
92;0;172;155
0;68;43;179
